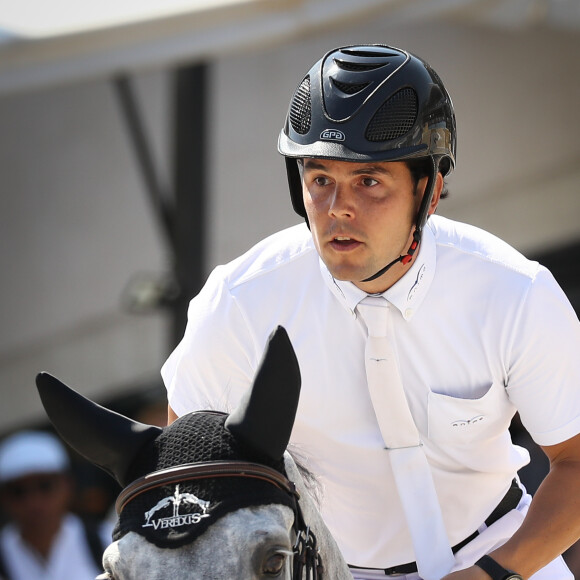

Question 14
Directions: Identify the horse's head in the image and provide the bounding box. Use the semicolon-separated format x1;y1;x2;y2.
35;327;335;579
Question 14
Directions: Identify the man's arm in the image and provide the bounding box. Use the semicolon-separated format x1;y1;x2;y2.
167;404;179;425
445;431;580;579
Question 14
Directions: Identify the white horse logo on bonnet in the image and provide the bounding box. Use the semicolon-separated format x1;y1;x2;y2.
143;485;210;530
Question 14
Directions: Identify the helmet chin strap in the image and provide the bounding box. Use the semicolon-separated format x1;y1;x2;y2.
361;157;438;283
360;229;421;283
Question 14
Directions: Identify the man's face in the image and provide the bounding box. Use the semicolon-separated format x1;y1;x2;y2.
0;473;72;530
302;158;429;293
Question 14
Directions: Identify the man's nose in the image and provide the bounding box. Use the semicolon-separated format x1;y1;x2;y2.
328;185;354;218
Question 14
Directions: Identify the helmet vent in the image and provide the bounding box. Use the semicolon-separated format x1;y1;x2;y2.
334;59;387;73
331;78;370;95
289;75;312;135
340;49;400;59
365;88;418;142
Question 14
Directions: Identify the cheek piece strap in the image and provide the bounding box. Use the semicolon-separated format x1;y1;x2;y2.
361;157;438;283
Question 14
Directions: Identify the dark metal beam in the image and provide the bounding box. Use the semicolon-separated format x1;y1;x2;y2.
113;64;209;350
171;62;208;347
113;75;176;253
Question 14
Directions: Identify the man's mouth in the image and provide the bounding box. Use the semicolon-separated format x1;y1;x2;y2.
329;236;361;250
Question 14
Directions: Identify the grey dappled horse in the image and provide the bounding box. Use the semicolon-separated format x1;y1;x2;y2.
35;327;352;579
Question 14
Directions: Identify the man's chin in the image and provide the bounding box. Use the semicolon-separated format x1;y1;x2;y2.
324;264;367;283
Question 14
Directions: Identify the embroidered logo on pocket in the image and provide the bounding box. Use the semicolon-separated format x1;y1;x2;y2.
451;415;485;428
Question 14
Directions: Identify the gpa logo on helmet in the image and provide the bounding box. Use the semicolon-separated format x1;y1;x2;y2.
320;129;345;142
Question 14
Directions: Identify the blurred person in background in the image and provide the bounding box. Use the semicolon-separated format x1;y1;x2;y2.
0;431;111;580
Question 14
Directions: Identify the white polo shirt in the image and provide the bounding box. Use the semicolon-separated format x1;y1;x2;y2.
162;214;580;568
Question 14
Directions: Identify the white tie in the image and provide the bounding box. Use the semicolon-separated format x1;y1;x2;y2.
357;297;454;580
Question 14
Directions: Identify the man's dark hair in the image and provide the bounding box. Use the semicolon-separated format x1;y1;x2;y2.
406;158;449;199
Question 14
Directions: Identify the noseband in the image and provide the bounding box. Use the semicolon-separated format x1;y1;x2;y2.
116;460;323;579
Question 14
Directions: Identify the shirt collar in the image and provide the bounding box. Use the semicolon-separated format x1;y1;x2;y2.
319;223;437;321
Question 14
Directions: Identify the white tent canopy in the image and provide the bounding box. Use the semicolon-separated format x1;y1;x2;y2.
0;0;578;95
0;0;405;95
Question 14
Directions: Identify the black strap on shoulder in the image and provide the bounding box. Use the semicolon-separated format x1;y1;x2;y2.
0;539;10;580
82;519;107;572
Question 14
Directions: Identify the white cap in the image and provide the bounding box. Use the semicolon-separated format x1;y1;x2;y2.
0;431;70;483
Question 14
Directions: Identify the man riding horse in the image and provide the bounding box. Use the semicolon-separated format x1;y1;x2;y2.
162;44;580;579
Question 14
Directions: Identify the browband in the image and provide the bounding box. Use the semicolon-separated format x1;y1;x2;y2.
116;460;299;515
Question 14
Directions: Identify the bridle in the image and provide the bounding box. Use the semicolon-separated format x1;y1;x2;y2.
116;460;324;579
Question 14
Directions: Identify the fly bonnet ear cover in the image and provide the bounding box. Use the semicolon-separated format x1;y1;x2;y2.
36;326;301;548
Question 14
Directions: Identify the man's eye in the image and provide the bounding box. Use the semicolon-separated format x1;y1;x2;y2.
314;176;330;186
362;177;378;187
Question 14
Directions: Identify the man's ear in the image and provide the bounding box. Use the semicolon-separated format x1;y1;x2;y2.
428;172;444;215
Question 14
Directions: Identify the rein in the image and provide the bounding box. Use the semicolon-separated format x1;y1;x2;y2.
116;460;323;579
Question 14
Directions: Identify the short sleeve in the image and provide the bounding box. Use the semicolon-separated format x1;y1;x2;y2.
161;267;258;417
506;266;580;446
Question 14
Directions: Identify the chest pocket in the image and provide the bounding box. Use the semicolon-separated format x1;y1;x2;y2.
426;381;528;473
427;381;514;445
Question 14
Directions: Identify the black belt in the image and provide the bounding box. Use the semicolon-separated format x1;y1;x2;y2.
350;479;523;577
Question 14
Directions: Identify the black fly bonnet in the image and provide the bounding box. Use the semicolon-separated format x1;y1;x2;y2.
35;327;323;578
114;411;296;547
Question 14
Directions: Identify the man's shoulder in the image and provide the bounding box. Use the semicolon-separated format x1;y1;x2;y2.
217;223;317;290
428;215;540;279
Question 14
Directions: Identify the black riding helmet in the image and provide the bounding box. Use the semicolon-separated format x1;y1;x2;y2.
277;44;457;280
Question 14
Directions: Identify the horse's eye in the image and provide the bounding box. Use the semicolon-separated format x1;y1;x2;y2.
263;552;286;576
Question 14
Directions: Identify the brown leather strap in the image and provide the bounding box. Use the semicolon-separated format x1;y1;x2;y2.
116;460;298;514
